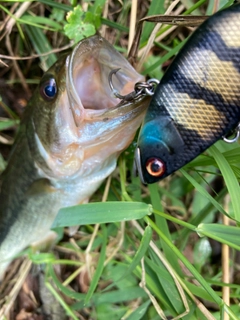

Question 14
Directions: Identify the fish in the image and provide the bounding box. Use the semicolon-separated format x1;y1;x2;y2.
0;35;149;277
134;3;240;184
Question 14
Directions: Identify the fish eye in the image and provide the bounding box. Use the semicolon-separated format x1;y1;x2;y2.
146;157;165;177
40;77;57;101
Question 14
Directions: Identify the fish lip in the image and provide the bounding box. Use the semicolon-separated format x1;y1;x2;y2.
66;35;147;125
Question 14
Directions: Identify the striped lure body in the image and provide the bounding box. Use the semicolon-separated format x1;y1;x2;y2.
135;4;240;184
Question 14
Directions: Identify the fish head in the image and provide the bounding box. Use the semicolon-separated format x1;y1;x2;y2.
29;35;150;178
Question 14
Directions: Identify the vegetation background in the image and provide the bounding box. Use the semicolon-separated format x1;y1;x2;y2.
0;0;240;319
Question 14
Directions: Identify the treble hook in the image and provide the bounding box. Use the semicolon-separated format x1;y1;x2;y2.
223;123;240;143
108;68;139;102
109;68;160;102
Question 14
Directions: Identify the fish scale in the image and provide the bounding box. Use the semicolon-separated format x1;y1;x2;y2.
136;4;240;184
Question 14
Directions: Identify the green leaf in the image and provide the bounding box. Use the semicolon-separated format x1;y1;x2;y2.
0;119;19;131
64;5;99;42
145;217;223;306
196;223;240;250
52;202;152;228
126;299;151;320
29;252;56;264
182;280;216;302
94;304;126;320
45;281;78;320
143;39;187;75
71;287;147;310
92;287;147;305
0;153;6;172
140;0;165;44
149;183;182;275
85;224;107;304
146;254;188;316
181;169;229;218
49;7;65;22
21;14;62;30
90;0;106;15
87;5;103;29
115;226;152;283
24;24;57;70
193;238;211;272
101;18;128;33
209;145;240;222
38;0;71;11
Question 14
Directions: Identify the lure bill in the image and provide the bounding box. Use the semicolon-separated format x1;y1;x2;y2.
135;3;240;184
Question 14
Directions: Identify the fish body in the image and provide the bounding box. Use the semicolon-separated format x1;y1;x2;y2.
0;35;149;276
135;4;240;184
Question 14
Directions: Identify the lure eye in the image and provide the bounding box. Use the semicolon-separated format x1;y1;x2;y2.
146;157;166;177
40;77;57;101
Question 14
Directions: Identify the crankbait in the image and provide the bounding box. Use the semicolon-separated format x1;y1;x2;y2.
134;3;240;184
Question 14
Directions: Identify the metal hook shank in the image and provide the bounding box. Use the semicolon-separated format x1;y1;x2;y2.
108;68;137;101
223;123;240;144
108;68;159;102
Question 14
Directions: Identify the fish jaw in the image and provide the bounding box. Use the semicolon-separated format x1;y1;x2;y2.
33;35;150;179
67;35;145;122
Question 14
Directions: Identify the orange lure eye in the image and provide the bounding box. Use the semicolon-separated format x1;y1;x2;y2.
146;158;166;177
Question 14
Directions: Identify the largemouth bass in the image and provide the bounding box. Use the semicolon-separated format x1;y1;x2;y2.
0;35;148;276
135;3;240;184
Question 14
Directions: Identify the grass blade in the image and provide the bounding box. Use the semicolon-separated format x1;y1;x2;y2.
209;145;240;222
84;224;107;304
0;119;19;131
52;202;152;228
180;169;229;218
197;223;240;250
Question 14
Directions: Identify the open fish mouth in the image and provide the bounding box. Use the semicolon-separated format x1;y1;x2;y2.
66;35;147;124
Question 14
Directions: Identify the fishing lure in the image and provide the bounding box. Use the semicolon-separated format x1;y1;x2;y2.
134;3;240;184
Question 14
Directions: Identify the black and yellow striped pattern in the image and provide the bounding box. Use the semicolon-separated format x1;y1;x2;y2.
137;4;240;184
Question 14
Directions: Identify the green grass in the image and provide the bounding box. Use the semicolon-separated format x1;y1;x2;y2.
1;0;240;319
